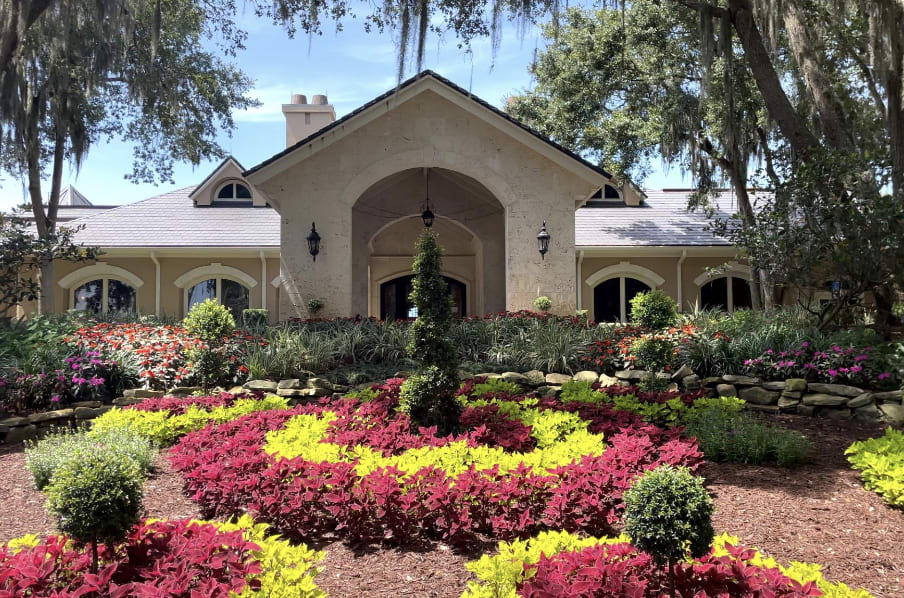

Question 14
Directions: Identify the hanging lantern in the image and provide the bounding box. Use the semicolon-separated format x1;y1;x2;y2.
421;168;435;227
537;221;551;259
306;222;321;261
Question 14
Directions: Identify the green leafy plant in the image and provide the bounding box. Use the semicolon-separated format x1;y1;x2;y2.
623;465;714;597
630;336;677;371
25;427;155;491
846;428;904;507
45;447;144;572
306;298;325;316
533;296;552;311
184;299;235;390
630;290;678;329
400;365;461;434
242;308;269;328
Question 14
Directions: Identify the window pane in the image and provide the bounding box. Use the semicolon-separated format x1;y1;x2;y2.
188;279;216;312
593;278;621;322
217;184;234;199
107;280;136;314
604;184;621;199
221;279;250;321
74;280;103;314
235;184;252;199
624;278;652;321
732;277;753;310
701;278;728;311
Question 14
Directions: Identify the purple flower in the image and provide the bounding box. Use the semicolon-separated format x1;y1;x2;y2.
801;341;809;348
850;365;863;374
854;355;867;362
51;395;60;403
828;369;839;377
89;376;104;386
879;372;891;380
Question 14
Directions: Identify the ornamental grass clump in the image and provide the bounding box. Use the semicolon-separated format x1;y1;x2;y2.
45;447;144;572
400;230;460;433
623;465;714;598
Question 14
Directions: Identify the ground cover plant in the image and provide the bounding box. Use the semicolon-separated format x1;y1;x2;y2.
169;378;703;545
846;428;904;508
462;531;873;598
0;516;324;597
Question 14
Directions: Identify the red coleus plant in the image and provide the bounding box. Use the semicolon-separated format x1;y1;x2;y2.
0;519;261;598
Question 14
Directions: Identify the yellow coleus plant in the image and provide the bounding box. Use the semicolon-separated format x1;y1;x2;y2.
846;427;904;507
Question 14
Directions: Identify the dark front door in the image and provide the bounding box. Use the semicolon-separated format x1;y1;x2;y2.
380;275;467;320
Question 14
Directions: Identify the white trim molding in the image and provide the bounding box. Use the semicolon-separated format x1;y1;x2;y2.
174;263;258;290
585;262;665;290
58;262;145;290
693;261;752;287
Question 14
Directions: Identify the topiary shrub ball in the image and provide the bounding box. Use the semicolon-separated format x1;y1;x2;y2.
629;290;678;329
623;465;714;568
534;296;552;311
184;298;235;342
399;365;461;434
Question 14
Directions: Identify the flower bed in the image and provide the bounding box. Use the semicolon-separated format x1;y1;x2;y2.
170;379;702;544
463;530;872;597
846;428;904;508
0;516;324;597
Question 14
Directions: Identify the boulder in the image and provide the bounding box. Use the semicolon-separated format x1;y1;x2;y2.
599;374;624;387
615;369;649;381
873;390;904;403
0;417;28;428
522;370;547;387
738;387;780;405
682;374;701;390
536;386;561;398
701;376;722;387
777;396;801;409
572;371;600;384
802;393;848;406
807;383;863;397
244;380;279;393
822;408;852;420
666;383;680;392
169;386;202;396
780;390;802;399
501;372;531;386
878;403;904;424
784;378;808;392
721;374;760;386
671;364;694;380
715;383;738;398
845;393;874;409
123;388;164;399
277;379;306;390
306;378;334;391
113;397;144;406
228;386;245;395
545;373;572;386
29;409;74;424
853;404;883;421
70;400;103;409
796;404;816;416
4;424;37;443
761;381;786;391
74;406;104;419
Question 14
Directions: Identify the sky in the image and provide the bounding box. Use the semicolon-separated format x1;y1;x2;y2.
0;7;690;212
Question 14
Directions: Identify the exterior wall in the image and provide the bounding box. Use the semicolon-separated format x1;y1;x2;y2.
253;88;600;320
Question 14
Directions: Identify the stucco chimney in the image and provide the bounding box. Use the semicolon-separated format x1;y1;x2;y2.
282;93;336;147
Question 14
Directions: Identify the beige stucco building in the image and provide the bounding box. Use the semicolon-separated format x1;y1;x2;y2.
16;71;758;323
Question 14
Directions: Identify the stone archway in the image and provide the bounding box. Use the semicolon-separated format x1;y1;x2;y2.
352;167;505;318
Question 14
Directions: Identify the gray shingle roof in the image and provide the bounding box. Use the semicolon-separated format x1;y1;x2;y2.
575;189;748;247
67;186;280;248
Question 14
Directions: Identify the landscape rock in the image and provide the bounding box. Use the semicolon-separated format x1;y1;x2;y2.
277;379;306;390
522;370;546;387
823;408;852;420
715;384;738;398
784;378;808;392
306;378;334;391
802;393;848;406
244;380;279;393
615;369;649;381
74;407;104;419
501;372;531;386
777;396;801;409
854;404;883;421
721;374;760;386
536;386;561;398
878;403;904;424
572;371;600;384
228;386;245;395
738;387;780;405
701;376;722;386
845;393;874;409
671;364;694;380
599;374;624;387
169;386;202;396
0;417;28;427
545;373;571;386
666;383;680;392
795;404;816;417
123;388;164;399
745;404;781;414
807;383;863;397
4;424;37;443
780;390;803;399
873;390;904;402
761;381;786;391
682;374;701;390
29;409;74;424
112;397;144;406
70;401;103;409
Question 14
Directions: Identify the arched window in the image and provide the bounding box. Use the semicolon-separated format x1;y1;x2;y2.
187;278;250;320
593;277;652;322
73;278;137;315
379;274;466;320
215;182;252;205
700;276;753;312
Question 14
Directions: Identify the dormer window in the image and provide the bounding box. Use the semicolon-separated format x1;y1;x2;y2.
215;182;253;205
584;184;623;207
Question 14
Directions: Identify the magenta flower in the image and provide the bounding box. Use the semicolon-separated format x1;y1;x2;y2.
828;369;839;377
51;395;60;403
879;372;891;380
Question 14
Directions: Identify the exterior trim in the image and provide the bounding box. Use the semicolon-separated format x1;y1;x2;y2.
174;263;258;289
693;261;752;286
585;262;665;290
58;263;145;290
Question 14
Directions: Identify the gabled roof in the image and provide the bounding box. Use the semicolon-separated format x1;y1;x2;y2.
244;70;613;183
188;156;247;201
59;185;91;206
67;186;279;248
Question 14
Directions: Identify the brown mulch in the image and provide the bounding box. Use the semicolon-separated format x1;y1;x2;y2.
1;416;903;597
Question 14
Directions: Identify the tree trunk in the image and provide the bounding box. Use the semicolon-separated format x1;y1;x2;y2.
727;0;819;158
727;164;764;309
38;259;54;315
887;14;904;201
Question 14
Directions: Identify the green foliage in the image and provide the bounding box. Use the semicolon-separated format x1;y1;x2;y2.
630;336;676;371
184;298;235;342
685;406;811;467
91;395;289;446
399;365;461;434
559;379;607;404
241;309;269;328
467;378;521;397
846;428;904;507
630;290;678;330
306;298;325;316
25;427;155;491
46;447;144;547
533;296;552;311
636;372;672;393
623;465;714;568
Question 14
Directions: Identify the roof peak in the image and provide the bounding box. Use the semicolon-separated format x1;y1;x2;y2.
59;185;92;206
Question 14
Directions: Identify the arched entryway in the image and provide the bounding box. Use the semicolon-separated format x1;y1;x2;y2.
352;167;505;318
593;277;651;322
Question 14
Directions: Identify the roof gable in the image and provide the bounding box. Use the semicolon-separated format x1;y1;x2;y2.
244;70;612;188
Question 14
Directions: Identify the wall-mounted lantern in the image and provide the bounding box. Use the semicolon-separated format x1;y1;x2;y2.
537;221;550;259
307;222;321;261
